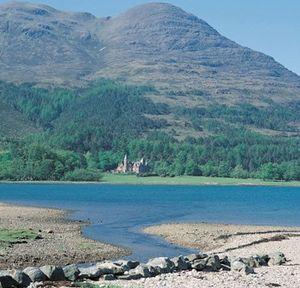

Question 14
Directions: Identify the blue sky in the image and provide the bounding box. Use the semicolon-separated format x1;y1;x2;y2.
1;0;299;75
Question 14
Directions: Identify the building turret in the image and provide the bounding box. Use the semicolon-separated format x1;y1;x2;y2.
115;155;148;174
123;154;129;172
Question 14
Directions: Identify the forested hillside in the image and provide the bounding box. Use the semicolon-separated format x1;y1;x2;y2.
0;80;299;181
0;2;299;182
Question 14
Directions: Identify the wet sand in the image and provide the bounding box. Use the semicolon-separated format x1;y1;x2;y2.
2;202;300;287
143;223;300;253
0;203;129;269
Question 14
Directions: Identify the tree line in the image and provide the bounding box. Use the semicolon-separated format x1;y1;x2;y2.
1;129;299;181
0;79;299;181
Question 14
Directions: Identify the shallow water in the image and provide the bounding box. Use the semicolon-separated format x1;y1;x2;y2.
0;184;299;261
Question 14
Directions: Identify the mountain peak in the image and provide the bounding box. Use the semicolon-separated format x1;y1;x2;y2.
102;1;231;55
118;2;189;16
111;2;214;31
1;1;58;15
0;1;299;106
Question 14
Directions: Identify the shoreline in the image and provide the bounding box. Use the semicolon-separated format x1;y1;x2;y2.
0;202;129;269
1;202;300;287
143;222;300;253
1;175;300;187
104;222;300;287
1;201;300;261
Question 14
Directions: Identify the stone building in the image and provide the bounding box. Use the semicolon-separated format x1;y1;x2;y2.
116;155;149;174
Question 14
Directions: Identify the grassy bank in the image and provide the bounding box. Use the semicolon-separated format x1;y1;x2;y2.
1;175;299;186
0;229;38;250
102;174;300;186
0;203;128;269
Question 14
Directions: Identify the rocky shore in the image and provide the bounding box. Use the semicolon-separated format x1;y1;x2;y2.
0;250;289;288
0;203;128;269
1;203;300;287
140;223;300;288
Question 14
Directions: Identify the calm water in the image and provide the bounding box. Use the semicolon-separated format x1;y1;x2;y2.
0;184;299;261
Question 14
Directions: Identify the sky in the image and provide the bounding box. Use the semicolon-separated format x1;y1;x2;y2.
1;0;299;75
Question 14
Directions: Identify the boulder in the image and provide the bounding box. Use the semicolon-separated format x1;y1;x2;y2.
10;270;31;288
127;260;140;270
191;258;207;271
128;264;154;278
231;260;254;275
114;260;139;270
243;255;267;268
219;256;231;270
103;274;116;281
259;254;270;265
171;256;190;271
117;274;141;280
268;252;287;266
97;262;125;275
146;257;175;274
40;265;65;281
63;264;80;281
0;271;18;288
205;255;221;271
185;253;208;263
23;267;48;282
79;265;101;280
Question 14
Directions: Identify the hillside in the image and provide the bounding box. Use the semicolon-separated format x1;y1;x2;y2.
0;79;299;182
0;2;299;138
0;1;106;85
0;2;299;181
0;2;299;103
97;3;300;105
0;100;39;138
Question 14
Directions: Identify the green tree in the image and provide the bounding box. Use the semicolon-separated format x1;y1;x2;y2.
258;163;281;180
231;165;249;179
173;160;185;176
98;151;120;171
85;152;98;169
185;160;201;176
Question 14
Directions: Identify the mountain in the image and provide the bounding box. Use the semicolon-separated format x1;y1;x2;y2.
0;1;105;85
0;2;300;139
0;1;299;107
0;2;299;181
97;3;300;105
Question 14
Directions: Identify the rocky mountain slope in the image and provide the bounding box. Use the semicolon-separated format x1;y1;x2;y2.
97;3;300;106
0;2;299;102
0;1;106;85
0;2;299;139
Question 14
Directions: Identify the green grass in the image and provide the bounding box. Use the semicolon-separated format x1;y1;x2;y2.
0;229;38;249
102;173;300;187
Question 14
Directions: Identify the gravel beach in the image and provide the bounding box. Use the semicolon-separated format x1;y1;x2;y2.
0;203;128;269
143;223;300;253
95;223;300;288
1;203;300;287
